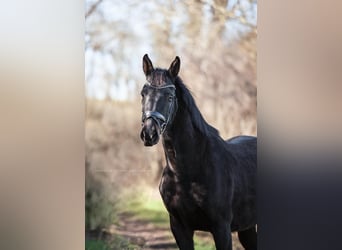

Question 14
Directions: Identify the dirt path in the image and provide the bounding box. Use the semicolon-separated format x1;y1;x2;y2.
110;213;243;250
109;213;177;249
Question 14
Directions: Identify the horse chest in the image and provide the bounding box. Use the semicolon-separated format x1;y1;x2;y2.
159;170;208;222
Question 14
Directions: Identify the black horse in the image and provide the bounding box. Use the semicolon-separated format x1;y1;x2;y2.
140;54;257;250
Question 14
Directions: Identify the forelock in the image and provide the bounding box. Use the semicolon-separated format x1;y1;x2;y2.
148;69;172;87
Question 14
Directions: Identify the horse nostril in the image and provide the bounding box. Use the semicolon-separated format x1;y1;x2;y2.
140;129;146;140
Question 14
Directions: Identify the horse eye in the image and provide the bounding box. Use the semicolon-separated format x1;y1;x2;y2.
168;96;173;102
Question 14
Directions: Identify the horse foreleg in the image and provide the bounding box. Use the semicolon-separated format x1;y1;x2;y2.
212;223;232;250
169;215;194;250
238;226;257;250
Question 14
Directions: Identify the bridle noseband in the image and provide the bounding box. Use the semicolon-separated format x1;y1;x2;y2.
141;83;177;135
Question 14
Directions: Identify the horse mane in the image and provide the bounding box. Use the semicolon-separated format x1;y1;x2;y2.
173;76;219;137
148;68;219;137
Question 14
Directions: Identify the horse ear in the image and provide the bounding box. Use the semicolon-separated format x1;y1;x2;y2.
168;56;180;78
142;54;154;76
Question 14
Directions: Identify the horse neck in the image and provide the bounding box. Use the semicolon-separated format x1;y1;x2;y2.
162;105;208;174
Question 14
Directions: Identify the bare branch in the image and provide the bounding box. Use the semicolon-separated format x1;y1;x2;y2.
193;0;256;29
85;0;103;19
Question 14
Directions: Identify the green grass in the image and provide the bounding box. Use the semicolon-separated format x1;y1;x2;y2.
120;197;169;226
85;236;139;250
194;236;216;250
85;239;110;250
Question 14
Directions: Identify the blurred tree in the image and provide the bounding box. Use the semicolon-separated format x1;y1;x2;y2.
85;0;256;101
85;0;257;215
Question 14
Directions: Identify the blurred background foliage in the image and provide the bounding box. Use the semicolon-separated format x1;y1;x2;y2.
85;0;256;248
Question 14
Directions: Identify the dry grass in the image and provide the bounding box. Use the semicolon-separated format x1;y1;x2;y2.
86;91;256;188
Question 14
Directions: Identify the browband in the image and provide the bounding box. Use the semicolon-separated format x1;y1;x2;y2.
145;82;176;90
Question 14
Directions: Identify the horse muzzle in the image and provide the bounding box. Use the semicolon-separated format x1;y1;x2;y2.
140;118;160;146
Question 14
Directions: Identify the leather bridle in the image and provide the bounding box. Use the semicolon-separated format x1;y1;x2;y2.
141;83;177;135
